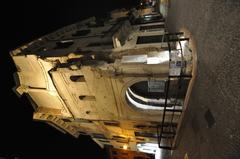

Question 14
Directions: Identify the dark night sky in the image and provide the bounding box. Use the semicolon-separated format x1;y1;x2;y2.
0;0;138;158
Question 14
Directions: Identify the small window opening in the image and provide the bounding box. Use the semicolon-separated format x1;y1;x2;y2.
79;95;96;101
70;75;85;82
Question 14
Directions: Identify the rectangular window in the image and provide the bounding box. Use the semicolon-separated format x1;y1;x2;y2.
92;133;107;139
136;35;167;44
140;24;165;31
62;118;71;122
74;119;93;123
135;132;157;138
113;135;125;139
116;140;128;143
98;139;110;143
79;95;96;101
104;121;120;127
134;125;147;129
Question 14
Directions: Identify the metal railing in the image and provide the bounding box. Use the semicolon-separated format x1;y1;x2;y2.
157;32;191;150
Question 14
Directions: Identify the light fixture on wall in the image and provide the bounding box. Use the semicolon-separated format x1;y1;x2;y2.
123;144;128;150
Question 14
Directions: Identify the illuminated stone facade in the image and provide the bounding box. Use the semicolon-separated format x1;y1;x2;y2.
11;5;194;156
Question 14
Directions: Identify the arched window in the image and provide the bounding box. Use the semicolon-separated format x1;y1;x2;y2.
126;80;183;111
126;80;169;110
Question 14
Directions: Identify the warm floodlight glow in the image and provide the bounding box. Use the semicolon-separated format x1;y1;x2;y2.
123;144;128;150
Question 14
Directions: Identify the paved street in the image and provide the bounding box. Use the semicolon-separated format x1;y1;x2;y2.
165;0;240;158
